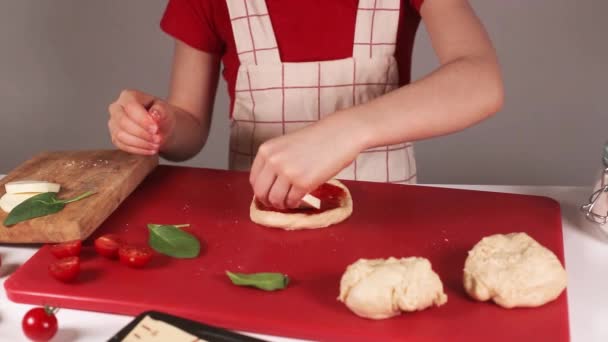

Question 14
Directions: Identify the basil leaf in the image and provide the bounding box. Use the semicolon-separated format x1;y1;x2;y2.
4;191;95;227
59;190;95;204
147;224;200;258
226;271;289;291
147;223;190;230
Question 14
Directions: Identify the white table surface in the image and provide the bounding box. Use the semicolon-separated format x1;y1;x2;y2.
1;180;607;342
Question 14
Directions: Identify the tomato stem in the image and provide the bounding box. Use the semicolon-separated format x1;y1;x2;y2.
43;305;59;316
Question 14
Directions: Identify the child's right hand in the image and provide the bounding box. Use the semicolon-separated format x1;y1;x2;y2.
108;89;175;156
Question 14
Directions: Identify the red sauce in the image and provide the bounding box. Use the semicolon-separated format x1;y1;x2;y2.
255;182;346;215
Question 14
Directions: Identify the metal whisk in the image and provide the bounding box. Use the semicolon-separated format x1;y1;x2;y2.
580;143;608;225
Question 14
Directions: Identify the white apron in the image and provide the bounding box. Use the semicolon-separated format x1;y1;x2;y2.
226;0;416;184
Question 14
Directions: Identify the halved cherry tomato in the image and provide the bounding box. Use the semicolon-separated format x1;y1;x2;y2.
94;234;121;258
48;257;80;282
118;245;153;268
49;240;82;259
22;306;58;341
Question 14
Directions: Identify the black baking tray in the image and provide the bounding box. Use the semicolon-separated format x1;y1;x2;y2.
108;310;267;342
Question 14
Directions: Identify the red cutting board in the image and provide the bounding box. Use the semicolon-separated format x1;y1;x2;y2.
5;166;569;342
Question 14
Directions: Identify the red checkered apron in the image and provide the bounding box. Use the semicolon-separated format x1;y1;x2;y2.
227;0;416;184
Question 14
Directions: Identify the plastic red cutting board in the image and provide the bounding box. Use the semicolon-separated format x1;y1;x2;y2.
6;166;569;342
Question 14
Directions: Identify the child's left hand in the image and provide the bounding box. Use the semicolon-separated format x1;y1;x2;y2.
250;114;368;209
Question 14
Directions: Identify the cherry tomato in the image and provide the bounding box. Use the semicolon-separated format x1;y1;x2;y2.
118;245;153;268
22;306;58;341
48;256;80;282
94;234;121;258
49;240;82;259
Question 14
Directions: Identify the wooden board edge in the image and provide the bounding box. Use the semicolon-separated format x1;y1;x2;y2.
77;155;159;241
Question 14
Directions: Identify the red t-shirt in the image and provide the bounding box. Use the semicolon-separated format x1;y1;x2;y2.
160;0;424;114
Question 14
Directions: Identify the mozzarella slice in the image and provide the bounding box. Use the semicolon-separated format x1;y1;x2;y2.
0;192;41;213
300;193;321;209
5;180;60;194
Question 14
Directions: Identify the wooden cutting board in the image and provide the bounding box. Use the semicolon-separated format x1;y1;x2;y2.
0;150;157;243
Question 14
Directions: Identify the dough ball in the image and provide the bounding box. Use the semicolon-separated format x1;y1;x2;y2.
463;232;567;308
338;257;447;319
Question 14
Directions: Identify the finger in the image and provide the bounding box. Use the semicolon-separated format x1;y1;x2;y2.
124;102;157;134
109;126;119;149
267;176;291;210
108;118;118;139
249;154;265;187
108;119;130;148
120;114;160;144
108;102;122;119
111;104;158;143
148;102;166;124
113;137;156;156
148;103;171;144
286;185;307;209
115;131;158;153
118;89;155;109
253;164;277;207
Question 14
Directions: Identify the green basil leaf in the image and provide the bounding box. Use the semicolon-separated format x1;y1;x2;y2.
147;223;190;230
147;224;199;258
226;271;289;291
4;191;96;227
4;193;64;226
58;190;96;204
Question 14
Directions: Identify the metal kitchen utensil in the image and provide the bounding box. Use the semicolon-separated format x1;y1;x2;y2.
580;142;608;225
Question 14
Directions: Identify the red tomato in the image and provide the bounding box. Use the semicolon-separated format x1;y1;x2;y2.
118;245;153;268
94;234;121;258
48;256;80;282
22;306;58;341
49;240;82;259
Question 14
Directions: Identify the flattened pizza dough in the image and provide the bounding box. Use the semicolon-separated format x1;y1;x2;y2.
250;179;352;230
338;257;447;319
463;232;567;308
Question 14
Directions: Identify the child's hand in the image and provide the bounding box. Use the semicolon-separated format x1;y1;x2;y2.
108;89;176;155
249;115;368;209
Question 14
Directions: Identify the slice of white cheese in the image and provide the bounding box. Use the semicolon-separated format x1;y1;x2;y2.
5;180;60;194
0;192;41;213
300;193;321;209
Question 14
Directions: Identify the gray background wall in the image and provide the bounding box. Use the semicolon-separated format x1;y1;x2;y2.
0;0;606;185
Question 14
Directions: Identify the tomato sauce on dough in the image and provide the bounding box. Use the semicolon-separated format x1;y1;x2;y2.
255;182;346;215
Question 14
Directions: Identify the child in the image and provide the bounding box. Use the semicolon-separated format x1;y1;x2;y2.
108;0;503;209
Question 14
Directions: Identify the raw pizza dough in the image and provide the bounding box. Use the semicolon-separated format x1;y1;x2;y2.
338;257;448;319
250;179;352;230
463;232;567;308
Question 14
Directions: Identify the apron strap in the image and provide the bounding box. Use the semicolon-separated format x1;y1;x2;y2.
352;0;401;59
226;0;281;65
